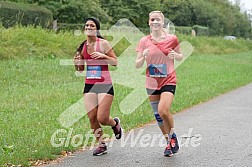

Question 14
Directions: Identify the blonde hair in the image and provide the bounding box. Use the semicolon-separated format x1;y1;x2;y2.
149;11;164;21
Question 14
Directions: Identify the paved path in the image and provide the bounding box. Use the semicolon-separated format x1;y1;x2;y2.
45;83;252;167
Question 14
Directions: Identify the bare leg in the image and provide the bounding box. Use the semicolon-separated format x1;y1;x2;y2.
158;92;175;135
97;93;116;127
96;93;117;143
84;93;103;143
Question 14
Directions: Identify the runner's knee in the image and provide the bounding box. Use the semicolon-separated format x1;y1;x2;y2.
150;100;163;126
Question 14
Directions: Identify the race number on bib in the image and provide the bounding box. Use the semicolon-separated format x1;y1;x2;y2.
149;64;167;77
86;66;102;79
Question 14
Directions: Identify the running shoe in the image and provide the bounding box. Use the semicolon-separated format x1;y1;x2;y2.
93;144;107;156
112;117;122;139
164;143;173;157
170;133;179;154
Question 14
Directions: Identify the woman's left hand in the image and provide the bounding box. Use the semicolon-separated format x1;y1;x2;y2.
168;50;178;59
168;49;183;61
91;52;107;59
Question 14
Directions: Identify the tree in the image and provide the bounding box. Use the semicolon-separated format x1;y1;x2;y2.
100;0;162;27
2;0;252;38
3;0;110;24
161;0;194;26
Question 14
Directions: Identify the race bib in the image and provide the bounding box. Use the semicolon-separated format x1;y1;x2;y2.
86;66;102;79
149;64;167;77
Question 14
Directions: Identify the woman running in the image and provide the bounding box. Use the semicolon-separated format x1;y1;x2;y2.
74;17;122;156
135;11;182;157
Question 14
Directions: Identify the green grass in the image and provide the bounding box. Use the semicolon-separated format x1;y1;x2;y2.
178;34;252;55
1;25;252;60
0;25;84;60
174;52;252;111
0;26;252;166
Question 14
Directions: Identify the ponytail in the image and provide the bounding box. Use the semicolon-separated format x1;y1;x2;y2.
76;40;86;53
97;30;104;39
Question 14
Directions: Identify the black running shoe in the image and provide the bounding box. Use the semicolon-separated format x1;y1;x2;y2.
112;117;122;139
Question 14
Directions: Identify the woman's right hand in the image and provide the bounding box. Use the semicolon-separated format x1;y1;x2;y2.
74;52;84;71
135;49;148;69
143;49;149;59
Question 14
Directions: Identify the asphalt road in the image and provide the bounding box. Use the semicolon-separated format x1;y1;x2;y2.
45;83;252;167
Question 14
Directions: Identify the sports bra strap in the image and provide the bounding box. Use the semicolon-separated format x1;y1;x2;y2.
96;38;101;52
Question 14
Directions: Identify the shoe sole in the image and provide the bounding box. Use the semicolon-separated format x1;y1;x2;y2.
164;153;173;157
172;149;179;154
171;146;179;154
93;151;107;156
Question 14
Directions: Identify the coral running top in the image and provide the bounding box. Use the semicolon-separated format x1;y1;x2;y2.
136;34;180;90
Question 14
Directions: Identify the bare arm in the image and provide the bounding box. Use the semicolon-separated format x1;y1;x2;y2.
135;52;145;69
73;52;84;71
135;49;148;69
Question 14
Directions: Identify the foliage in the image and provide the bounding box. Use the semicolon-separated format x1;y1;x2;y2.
162;0;194;26
161;0;251;38
0;1;52;28
100;0;162;27
3;0;111;24
2;0;252;38
193;25;209;36
176;26;192;35
57;23;84;31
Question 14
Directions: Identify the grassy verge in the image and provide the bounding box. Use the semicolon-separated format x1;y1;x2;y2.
0;26;252;166
1;26;252;60
1;52;252;166
177;34;252;55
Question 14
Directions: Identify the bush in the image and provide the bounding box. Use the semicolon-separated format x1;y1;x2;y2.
0;1;53;28
176;26;192;35
57;23;84;31
193;25;209;36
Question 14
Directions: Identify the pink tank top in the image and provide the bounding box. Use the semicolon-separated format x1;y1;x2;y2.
82;38;112;84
